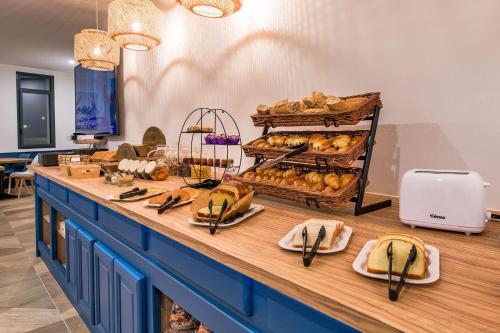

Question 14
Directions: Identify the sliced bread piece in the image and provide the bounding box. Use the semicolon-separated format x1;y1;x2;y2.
291;219;344;250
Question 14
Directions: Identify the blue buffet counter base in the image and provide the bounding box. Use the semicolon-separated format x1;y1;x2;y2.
35;174;359;333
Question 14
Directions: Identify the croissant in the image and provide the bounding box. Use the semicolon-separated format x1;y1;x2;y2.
244;172;257;180
305;171;324;186
256;143;267;148
293;179;307;188
313;139;332;151
275;170;284;178
311;182;327;192
256;167;265;175
324;173;340;189
340;174;355;188
262;175;270;182
267;135;282;147
337;146;349;152
274;176;283;184
322;186;337;194
280;178;290;186
325;147;337;152
274;136;287;148
283;169;297;179
256;175;264;182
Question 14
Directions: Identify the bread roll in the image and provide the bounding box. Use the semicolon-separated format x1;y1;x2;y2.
331;135;351;149
329;97;368;112
324;173;340;189
257;104;270;115
325;96;341;111
269;99;289;115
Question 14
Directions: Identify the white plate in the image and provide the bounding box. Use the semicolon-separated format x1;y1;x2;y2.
188;204;265;227
144;198;195;208
352;239;440;284
279;224;353;254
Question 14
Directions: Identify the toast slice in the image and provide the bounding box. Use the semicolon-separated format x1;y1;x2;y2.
367;234;427;279
292;219;344;250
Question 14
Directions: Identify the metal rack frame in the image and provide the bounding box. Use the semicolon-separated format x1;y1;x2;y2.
254;104;391;216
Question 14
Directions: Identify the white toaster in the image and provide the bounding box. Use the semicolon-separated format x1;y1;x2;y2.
399;169;490;234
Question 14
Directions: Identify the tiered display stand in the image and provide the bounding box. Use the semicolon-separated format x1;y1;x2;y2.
177;108;242;186
237;92;391;216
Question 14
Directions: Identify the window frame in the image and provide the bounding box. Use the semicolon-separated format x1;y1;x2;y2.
16;71;56;149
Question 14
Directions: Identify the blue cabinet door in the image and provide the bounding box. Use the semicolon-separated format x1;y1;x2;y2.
114;258;146;333
94;243;116;333
66;220;79;302
76;228;96;325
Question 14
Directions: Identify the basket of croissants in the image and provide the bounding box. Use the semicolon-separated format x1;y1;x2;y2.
242;131;369;168
251;92;382;127
234;163;361;210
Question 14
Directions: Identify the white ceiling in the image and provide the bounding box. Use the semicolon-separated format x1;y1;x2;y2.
0;0;175;72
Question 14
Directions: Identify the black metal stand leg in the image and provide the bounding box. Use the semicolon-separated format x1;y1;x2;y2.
351;105;392;216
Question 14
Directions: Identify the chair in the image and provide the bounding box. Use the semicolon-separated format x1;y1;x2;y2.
8;154;37;198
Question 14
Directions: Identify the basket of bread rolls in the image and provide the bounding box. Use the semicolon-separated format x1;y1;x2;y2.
251;92;382;127
234;162;361;210
242;130;369;168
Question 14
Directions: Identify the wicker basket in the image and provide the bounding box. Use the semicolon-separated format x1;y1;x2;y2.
242;130;369;168
233;163;361;210
251;92;382;127
58;154;91;165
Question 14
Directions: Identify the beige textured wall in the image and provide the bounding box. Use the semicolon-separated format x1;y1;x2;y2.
115;0;500;210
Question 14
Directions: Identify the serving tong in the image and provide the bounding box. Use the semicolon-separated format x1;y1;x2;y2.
119;187;148;200
208;199;229;235
157;195;181;214
301;225;326;267
182;179;221;190
259;143;309;169
386;242;417;301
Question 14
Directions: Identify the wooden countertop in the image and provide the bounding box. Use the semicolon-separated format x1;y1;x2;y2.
30;166;500;333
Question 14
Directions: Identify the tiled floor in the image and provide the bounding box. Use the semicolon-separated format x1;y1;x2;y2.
0;196;89;333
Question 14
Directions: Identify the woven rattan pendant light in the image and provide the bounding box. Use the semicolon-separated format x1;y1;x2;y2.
177;0;241;18
108;0;162;51
74;0;119;71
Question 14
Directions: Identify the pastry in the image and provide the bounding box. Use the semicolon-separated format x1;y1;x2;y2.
292;219;344;250
337;146;349;152
331;135;351;149
255;175;263;182
302;108;324;114
293;179;307;188
312;139;332;151
269;99;289;115
322;186;336;194
257;104;270;115
283;168;299;179
187;125;213;133
367;233;427;279
252;139;266;146
350;136;362;146
243;172;257;180
325;96;341;110
311;182;326;191
324;173;340;189
325;147;337;152
340;173;354;188
308;134;325;148
305;171;324;187
267;135;285;147
285;135;309;147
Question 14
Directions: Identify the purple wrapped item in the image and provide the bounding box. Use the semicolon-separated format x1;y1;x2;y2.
215;135;227;145
204;134;215;144
227;135;240;145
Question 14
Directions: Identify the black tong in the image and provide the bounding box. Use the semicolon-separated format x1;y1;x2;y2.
386;242;417;301
301;226;326;267
119;187;147;199
182;179;221;190
157;195;181;214
209;199;229;235
259;143;309;169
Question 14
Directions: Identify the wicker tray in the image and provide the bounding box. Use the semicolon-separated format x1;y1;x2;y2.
233;163;361;210
251;92;382;127
242;130;369;168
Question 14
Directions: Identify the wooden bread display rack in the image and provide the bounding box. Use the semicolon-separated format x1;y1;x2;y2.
234;163;361;210
239;91;391;215
250;92;382;127
242;130;369;168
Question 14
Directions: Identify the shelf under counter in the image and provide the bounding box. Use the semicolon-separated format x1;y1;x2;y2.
29;165;500;333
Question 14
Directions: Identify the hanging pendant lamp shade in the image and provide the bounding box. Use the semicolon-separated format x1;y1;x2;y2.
74;29;120;71
108;0;162;51
177;0;241;18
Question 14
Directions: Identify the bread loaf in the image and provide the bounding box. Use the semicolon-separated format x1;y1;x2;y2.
291;219;344;250
367;233;427;279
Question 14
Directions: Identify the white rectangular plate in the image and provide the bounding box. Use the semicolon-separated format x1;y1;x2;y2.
352;239;440;284
188;204;265;227
144;198;195;208
279;223;353;254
